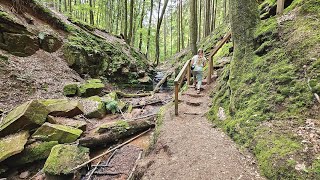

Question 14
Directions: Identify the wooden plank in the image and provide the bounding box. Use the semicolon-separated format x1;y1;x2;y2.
174;60;190;83
277;0;285;14
175;82;179;115
187;62;191;85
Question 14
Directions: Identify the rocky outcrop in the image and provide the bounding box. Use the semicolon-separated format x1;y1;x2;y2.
43;144;89;176
0;100;49;137
38;32;63;53
40;99;84;117
81;96;106;119
0;131;29;162
32;122;83;143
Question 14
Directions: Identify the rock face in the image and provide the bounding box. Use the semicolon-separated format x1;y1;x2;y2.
32;122;83;143
40;99;84;117
81;96;106;119
77;79;105;97
0;100;49;137
38;32;62;53
6;141;59;166
0;131;29;162
43;144;90;175
47;116;87;131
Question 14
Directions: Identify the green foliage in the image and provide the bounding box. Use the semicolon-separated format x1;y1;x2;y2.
105;100;118;114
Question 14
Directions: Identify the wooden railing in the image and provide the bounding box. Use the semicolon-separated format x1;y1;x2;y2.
207;31;232;84
174;32;232;116
174;60;191;115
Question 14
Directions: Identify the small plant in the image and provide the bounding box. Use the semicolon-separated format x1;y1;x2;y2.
105;100;118;114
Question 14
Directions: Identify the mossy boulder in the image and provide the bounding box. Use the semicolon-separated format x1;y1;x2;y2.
40;99;84;117
43;144;89;176
32;122;82;143
6;141;59;166
47;115;87;131
81;96;106;119
38;32;62;53
137;75;152;84
63;83;78;97
77;79;105;97
0;32;39;57
0;100;49;137
102;92;118;101
0;131;29;162
96;120;130;134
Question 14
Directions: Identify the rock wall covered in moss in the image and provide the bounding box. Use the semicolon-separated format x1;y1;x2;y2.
209;0;320;179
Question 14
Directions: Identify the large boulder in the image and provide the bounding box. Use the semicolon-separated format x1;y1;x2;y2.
47;116;87;131
0;32;39;57
0;100;49;137
43;144;89;176
77;79;105;97
40;99;84;118
38;32;62;53
81;96;106;119
0;131;29;162
5;141;59;166
32;122;83;143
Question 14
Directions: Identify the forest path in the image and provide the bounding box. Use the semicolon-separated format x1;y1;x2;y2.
140;82;265;180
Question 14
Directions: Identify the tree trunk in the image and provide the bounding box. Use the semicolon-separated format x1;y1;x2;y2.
124;0;128;42
180;0;184;49
89;0;94;25
79;118;155;148
177;0;180;52
146;0;154;57
190;0;197;55
204;0;210;37
128;0;134;45
155;0;169;66
139;0;146;51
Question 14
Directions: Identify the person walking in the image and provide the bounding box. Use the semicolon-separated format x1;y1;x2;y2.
191;49;207;94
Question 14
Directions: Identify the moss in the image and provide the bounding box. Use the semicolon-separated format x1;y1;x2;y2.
63;83;78;97
32;122;83;143
7;141;59;166
43;144;89;175
77;80;105;97
97;120;130;134
0;131;29;162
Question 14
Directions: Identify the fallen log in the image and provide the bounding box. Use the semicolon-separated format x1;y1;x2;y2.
116;91;152;98
132;100;163;108
79;118;155;148
153;71;173;93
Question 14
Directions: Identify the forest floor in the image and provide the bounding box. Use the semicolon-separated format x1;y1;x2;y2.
138;82;265;180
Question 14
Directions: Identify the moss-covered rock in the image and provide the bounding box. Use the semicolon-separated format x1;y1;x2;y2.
77;79;105;97
6;141;59;166
43;144;89;175
0;131;29;162
32;122;82;143
38;32;62;53
0;32;39;57
81;96;106;119
40;99;84;117
47;115;87;131
63;83;79;97
96;120;130;134
0;100;49;137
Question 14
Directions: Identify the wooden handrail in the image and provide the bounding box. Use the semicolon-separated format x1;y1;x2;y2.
174;60;191;115
207;32;232;84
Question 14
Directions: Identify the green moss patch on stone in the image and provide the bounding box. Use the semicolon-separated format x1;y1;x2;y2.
40;99;84;117
0;131;29;162
6;141;59;166
32;122;83;143
0;100;49;137
81;96;106;119
97;120;130;134
43;144;89;175
77;80;105;97
47;116;87;131
63;83;79;97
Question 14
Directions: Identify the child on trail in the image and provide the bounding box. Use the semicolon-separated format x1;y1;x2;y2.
191;49;207;94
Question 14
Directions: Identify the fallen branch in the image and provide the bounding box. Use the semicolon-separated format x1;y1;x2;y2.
93;171;123;176
153;71;173;93
79;118;155;147
71;129;151;172
132;100;163;108
131;113;157;121
116;91;152;98
127;151;143;180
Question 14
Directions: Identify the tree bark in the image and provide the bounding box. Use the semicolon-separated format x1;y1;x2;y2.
89;0;94;25
124;0;128;42
128;0;134;45
79;118;155;148
139;0;146;51
146;0;154;57
190;0;197;55
155;0;169;66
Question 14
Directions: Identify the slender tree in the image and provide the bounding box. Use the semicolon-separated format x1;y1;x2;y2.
155;0;169;66
190;0;197;55
146;0;154;56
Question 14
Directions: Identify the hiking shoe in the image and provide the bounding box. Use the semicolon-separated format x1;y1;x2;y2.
197;89;200;94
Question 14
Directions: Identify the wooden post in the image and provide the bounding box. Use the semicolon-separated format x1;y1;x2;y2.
174;82;179;115
277;0;285;14
207;55;213;84
187;61;191;85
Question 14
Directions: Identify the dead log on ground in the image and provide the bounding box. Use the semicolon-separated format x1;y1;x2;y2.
116;91;152;98
153;71;173;93
79;118;155;148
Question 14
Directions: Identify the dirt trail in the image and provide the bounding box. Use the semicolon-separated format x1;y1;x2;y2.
140;82;265;180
